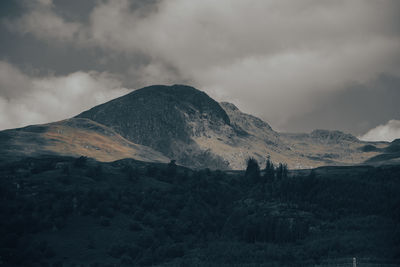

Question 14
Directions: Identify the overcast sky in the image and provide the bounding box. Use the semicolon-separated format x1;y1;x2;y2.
0;0;399;141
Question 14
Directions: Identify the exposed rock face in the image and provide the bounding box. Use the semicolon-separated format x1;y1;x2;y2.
75;84;387;169
309;129;360;143
76;85;232;169
218;103;385;169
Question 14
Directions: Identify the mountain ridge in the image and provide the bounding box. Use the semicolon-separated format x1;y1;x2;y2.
0;84;395;169
75;84;388;169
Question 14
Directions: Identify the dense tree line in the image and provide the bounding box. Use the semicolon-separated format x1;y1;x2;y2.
245;156;288;184
0;156;399;266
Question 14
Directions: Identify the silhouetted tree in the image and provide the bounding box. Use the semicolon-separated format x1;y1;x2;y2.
272;162;288;180
245;157;260;183
276;163;283;180
282;163;288;179
264;155;275;182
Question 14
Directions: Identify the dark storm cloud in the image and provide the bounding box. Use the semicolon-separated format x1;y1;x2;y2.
1;0;400;141
284;74;400;135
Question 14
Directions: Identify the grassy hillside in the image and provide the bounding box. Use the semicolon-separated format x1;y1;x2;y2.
0;156;399;266
0;118;169;164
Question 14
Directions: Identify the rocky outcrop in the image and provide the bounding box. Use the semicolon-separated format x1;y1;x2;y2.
76;84;232;169
76;84;386;169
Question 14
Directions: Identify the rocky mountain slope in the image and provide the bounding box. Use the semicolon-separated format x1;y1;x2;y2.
76;85;234;169
0;118;168;163
74;84;389;169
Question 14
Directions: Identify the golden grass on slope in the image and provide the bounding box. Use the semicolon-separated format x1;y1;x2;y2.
41;120;169;163
7;118;169;163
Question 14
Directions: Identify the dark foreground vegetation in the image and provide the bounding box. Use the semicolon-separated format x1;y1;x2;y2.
0;155;399;266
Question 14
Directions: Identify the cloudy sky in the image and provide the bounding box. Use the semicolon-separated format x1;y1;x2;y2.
0;0;399;141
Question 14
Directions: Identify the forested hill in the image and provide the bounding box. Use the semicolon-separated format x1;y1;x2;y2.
0;155;399;266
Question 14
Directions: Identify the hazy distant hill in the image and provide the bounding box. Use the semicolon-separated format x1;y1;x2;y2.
365;139;400;165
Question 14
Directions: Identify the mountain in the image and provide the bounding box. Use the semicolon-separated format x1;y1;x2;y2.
76;84;233;169
74;84;389;169
2;87;399;267
0;118;168;163
0;84;394;169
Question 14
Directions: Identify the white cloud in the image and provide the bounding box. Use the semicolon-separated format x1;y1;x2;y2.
0;61;129;130
6;0;81;41
359;120;400;142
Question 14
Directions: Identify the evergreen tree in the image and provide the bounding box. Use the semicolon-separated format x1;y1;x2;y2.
264;155;275;182
276;163;283;180
282;163;288;179
245;157;260;183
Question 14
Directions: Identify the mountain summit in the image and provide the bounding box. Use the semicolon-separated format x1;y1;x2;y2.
76;85;233;168
74;84;388;169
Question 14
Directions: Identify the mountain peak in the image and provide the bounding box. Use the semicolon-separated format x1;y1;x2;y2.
129;84;201;98
115;84;231;125
76;84;232;168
